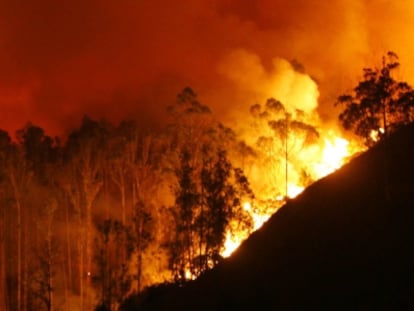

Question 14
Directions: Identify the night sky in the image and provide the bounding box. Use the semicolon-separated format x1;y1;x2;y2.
1;0;414;136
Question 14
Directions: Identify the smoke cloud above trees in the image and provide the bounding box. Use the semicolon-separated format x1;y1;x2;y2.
1;0;414;136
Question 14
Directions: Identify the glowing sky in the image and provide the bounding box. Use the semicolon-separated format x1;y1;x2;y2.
1;0;414;136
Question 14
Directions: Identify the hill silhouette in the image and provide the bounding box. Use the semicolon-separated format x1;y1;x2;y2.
123;123;414;310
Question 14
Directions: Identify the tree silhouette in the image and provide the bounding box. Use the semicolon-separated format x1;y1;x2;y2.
199;149;253;271
16;123;60;184
64;116;108;310
93;219;134;311
133;199;153;293
170;147;199;282
170;146;253;281
0;130;11;311
251;98;319;198
167;88;254;282
337;51;414;146
29;198;60;311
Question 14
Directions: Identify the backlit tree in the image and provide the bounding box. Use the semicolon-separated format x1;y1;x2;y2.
337;51;414;146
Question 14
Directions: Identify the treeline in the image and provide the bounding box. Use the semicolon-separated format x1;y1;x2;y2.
5;49;408;310
0;88;258;311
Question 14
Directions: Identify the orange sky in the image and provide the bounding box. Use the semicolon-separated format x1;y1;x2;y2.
1;0;414;137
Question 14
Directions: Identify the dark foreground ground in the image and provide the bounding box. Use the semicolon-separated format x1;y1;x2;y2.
123;124;414;310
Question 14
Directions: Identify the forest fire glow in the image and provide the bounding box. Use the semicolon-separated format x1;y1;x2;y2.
287;184;305;198
3;1;414;309
370;127;385;142
312;134;353;178
220;128;363;258
216;55;366;259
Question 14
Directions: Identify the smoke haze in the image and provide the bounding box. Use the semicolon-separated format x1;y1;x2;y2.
1;0;413;136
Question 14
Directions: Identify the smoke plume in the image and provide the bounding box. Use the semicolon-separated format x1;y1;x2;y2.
0;0;413;136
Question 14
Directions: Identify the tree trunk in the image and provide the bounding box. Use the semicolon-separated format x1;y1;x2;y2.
22;219;28;311
63;262;69;311
83;175;103;310
0;213;9;311
285;113;289;198
85;202;92;311
47;234;54;311
9;172;22;311
121;179;126;226
382;99;391;201
79;230;84;311
64;202;72;311
136;215;143;293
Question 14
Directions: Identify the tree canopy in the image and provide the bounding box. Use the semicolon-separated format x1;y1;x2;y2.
336;51;414;146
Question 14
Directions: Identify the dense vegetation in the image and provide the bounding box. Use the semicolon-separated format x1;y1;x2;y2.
337;52;414;146
0;88;261;311
2;52;414;311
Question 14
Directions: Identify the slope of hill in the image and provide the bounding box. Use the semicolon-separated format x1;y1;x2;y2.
125;123;414;310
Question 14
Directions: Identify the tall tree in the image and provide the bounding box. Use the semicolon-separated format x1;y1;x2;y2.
16;123;59;184
251;98;319;198
14;124;60;311
0;129;11;311
5;133;32;311
93;219;134;311
64;116;107;310
166;88;214;282
170;148;199;282
167;88;255;281
337;51;414;146
133;199;153;294
116;121;161;293
198;149;253;272
170;146;253;281
106;122;133;226
29;198;60;311
166;87;214;168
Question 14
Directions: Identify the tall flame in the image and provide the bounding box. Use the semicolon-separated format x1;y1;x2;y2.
312;133;351;178
221;132;362;258
218;52;367;259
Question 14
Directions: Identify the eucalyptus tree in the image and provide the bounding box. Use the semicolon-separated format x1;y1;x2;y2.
250;98;319;198
6;127;35;311
0;129;12;311
63;116;109;310
29;199;60;311
93;219;134;311
336;52;414;200
167;88;253;281
337;51;414;146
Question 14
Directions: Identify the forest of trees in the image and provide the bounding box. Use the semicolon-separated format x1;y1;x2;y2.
0;88;261;311
2;52;414;311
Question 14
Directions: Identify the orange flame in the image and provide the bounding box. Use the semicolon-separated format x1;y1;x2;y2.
221;130;364;258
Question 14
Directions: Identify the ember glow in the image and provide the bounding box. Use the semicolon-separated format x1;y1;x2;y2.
370;127;385;143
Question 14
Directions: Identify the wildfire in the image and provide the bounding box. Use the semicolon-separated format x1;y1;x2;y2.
221;201;266;258
312;133;351;178
221;130;364;258
287;183;305;199
222;231;246;258
217;54;368;263
369;127;385;142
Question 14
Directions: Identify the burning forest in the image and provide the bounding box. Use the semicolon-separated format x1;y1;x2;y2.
2;1;414;311
0;82;367;310
2;53;414;310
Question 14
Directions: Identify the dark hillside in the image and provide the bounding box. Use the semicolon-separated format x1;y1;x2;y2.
126;123;414;310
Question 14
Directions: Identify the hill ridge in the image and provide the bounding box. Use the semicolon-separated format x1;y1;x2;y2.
126;123;414;310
